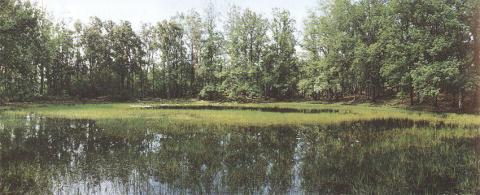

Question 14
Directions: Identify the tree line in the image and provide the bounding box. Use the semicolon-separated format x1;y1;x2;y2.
0;0;479;110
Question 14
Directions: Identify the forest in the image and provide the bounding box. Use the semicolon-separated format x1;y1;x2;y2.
0;0;479;111
2;1;480;193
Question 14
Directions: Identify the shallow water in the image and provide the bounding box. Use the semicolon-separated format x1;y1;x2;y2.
0;115;479;194
148;105;339;113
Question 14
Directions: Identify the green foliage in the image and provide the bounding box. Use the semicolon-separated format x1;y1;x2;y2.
222;7;269;99
110;21;145;98
155;21;192;98
300;0;477;109
0;0;478;111
199;84;223;101
198;4;224;93
266;9;298;99
0;0;45;101
412;60;460;102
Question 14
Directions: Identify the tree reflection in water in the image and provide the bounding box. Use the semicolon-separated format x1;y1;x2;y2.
0;115;478;194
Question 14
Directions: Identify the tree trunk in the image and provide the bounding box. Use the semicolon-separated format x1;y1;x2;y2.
152;64;155;97
475;6;480;112
40;65;44;95
458;90;463;112
353;84;357;102
473;86;480;112
190;43;196;96
409;87;415;106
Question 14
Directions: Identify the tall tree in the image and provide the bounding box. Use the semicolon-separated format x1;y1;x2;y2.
380;0;418;105
470;0;480;111
266;9;298;99
198;2;225;100
223;7;269;99
409;0;473;108
79;17;112;97
300;0;357;100
48;22;75;96
109;21;145;99
156;21;191;98
176;11;203;95
140;23;157;97
0;0;45;101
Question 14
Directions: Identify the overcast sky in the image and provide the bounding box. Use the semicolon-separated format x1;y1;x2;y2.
31;0;319;31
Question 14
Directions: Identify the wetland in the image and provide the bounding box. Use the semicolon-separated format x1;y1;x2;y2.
0;102;479;194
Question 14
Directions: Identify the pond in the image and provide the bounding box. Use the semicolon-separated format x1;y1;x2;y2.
0;115;479;194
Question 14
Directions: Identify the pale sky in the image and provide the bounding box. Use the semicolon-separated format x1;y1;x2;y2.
31;0;319;31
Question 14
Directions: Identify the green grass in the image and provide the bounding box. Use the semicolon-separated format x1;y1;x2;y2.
2;101;479;127
1;101;479;194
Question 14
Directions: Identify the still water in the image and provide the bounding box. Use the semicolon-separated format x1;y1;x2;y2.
0;115;479;194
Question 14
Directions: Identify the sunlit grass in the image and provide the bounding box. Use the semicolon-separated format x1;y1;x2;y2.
2;101;479;127
0;102;479;194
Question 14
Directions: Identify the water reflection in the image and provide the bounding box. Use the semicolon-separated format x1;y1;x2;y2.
0;116;478;194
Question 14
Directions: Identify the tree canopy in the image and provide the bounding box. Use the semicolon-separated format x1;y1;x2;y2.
0;0;478;111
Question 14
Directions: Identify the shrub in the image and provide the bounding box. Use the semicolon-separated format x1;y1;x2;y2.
199;85;224;101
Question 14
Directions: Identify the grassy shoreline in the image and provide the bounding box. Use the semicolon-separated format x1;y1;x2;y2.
1;101;479;127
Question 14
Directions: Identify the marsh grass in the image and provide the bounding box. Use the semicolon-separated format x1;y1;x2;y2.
3;101;479;128
298;125;480;194
0;111;479;194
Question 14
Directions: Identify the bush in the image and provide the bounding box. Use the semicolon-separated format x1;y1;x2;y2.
199;85;224;101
